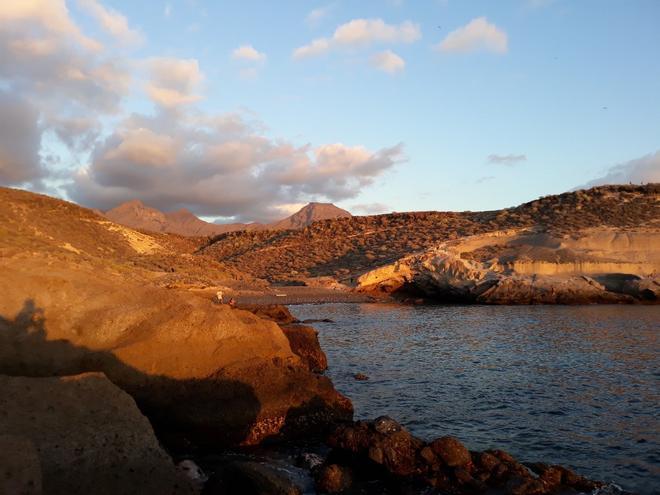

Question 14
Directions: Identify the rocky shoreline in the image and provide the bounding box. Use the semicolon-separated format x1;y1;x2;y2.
1;301;624;495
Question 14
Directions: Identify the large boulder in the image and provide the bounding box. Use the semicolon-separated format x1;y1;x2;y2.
280;324;328;372
0;373;196;495
0;258;352;447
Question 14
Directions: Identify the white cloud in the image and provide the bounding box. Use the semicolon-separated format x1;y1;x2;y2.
146;57;203;107
370;50;405;74
306;5;332;27
0;0;102;52
231;44;266;62
581;151;660;188
351;202;389;214
488;153;526;165
435;17;508;54
293;18;421;59
78;0;142;46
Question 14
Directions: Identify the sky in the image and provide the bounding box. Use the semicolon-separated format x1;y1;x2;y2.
0;0;658;222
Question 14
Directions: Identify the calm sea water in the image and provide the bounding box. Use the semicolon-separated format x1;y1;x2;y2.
291;304;660;494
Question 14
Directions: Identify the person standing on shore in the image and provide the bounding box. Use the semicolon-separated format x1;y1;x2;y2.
215;291;223;304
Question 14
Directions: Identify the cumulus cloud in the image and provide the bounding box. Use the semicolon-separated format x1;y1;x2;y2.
78;0;142;46
67;107;405;221
231;44;266;62
487;153;526;165
146;57;203;107
0;92;43;186
293;18;421;59
580;151;660;188
370;50;405;74
435;17;508;54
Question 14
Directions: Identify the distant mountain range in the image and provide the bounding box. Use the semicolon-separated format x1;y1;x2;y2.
104;200;352;237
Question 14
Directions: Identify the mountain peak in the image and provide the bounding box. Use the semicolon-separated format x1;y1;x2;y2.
271;202;352;231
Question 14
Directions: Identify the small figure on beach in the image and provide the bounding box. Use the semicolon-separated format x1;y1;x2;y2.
227;298;236;308
215;291;223;304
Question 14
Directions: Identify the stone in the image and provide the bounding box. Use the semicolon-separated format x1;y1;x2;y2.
208;461;302;495
0;373;196;495
373;416;402;434
505;476;546;495
0;435;42;495
430;436;471;467
315;464;353;493
280;324;328;372
354;373;369;381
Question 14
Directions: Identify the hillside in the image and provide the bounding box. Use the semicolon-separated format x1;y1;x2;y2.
105;200;352;237
270;202;352;230
199;184;660;284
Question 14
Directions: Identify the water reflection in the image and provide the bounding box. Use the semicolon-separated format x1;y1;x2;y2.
291;304;660;494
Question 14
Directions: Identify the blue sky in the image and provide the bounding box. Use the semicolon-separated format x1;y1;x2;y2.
0;0;658;221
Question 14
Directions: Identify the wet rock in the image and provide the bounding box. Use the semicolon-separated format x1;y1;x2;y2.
205;461;302;495
430;436;471;467
0;373;196;495
474;451;501;473
177;460;208;487
302;318;335;324
353;373;369;381
373;416;402;434
0;435;42;495
296;453;325;472
328;419;423;477
505;476;546;495
280;324;328;372
315;464;353;493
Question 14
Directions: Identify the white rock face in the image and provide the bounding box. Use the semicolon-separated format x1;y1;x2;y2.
357;228;660;303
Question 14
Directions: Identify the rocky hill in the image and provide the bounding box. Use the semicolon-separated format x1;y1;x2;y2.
0;186;352;454
105;200;352;237
199;184;660;302
270;202;352;230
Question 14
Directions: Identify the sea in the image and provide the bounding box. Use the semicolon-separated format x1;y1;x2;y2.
291;303;660;494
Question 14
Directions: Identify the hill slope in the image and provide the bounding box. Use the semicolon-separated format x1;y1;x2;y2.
199;184;660;286
270;202;352;230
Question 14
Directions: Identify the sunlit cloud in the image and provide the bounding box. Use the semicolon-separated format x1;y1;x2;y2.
78;0;143;46
231;44;266;62
488;154;526;165
435;17;508;54
370;50;405;74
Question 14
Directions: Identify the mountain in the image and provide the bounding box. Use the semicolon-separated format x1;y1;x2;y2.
104;200;352;236
104;200;261;237
271;202;352;230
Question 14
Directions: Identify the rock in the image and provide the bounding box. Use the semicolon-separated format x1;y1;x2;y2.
328;420;423;477
0;435;42;495
0;373;196;495
505;476;546;495
429;436;471;467
315;464;353;493
205;461;302;495
280;324;328;372
475;451;501;473
239;304;299;325
0;266;352;447
296;453;325;472
353;373;369;381
373;416;402;434
177;460;208;486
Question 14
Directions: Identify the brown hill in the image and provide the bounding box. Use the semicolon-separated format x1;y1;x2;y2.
199;184;660;284
105;200;351;236
104;199;258;236
270;202;352;230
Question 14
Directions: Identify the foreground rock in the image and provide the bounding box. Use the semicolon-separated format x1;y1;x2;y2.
320;417;605;494
357;228;660;304
0;373;196;495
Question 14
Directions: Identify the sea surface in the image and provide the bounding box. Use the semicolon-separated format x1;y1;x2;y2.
291;303;660;494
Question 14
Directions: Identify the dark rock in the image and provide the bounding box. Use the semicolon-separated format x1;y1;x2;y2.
0;373;196;495
280;324;328;372
505;476;546;495
206;461;302;495
373;416;402;434
0;435;42;495
430;436;472;467
302;318;335;324
315;464;353;493
353;373;369;381
239;304;299;324
296;453;325;472
487;449;517;464
475;451;501;473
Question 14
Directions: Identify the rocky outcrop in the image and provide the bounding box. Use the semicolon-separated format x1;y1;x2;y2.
280;325;329;373
0;373;197;495
0;257;352;448
356;229;660;304
320;417;605;494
